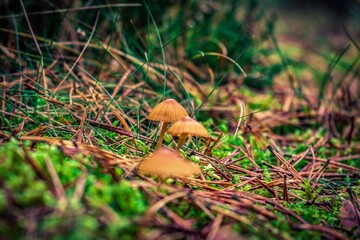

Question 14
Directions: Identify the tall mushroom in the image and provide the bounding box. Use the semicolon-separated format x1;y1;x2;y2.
138;147;201;179
147;99;188;149
167;116;210;149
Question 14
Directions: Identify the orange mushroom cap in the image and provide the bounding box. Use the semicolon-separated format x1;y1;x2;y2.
147;99;188;122
138;147;201;178
167;116;210;138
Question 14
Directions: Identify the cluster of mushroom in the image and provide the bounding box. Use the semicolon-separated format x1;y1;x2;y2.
138;99;211;179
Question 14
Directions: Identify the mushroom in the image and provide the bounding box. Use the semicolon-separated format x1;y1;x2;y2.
167;116;210;149
138;147;201;179
147;98;188;149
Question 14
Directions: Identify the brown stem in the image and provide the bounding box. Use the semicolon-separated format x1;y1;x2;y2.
177;134;189;150
156;122;169;149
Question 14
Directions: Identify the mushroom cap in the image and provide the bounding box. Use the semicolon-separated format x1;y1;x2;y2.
138;147;201;178
147;99;188;122
167;116;210;138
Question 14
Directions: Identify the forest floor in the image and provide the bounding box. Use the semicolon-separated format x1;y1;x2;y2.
0;1;359;239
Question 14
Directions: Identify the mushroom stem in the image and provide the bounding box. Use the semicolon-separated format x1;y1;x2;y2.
177;134;189;150
156;122;169;149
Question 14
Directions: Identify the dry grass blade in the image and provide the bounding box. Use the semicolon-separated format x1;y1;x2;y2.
22;146;53;192
293;224;350;240
254;177;279;199
72;170;87;201
45;157;67;210
233;98;246;137
210;205;251;225
146;191;188;218
54;12;100;93
20;136;135;173
206;213;224;240
283;175;289;202
268;146;305;183
112;109;131;131
0;4;142;19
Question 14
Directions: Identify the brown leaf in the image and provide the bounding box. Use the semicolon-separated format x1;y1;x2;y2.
339;200;360;235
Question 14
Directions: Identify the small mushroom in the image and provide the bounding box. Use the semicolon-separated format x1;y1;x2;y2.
138;147;201;179
147;99;188;149
167;116;210;149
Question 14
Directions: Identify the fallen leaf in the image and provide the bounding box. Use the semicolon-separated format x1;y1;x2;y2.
339;200;360;235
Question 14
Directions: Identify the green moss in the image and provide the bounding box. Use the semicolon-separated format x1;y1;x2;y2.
0;139;148;239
